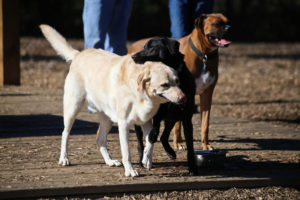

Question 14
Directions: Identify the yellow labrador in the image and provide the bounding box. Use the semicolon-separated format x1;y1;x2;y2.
40;25;185;177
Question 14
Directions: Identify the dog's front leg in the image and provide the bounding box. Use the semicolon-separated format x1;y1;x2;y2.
141;121;154;169
134;125;144;168
172;121;185;150
118;120;139;177
148;116;161;144
182;118;197;175
199;87;214;150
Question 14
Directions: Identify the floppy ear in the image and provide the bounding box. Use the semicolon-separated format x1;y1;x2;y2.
132;47;160;64
144;38;156;49
166;39;180;56
194;14;207;28
216;13;228;23
164;39;184;67
137;66;151;92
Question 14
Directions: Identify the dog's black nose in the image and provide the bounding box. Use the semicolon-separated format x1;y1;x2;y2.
224;25;231;31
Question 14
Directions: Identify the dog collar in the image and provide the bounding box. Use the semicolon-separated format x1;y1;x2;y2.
189;37;208;62
189;37;208;73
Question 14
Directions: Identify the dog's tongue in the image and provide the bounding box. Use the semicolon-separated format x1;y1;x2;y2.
214;38;232;46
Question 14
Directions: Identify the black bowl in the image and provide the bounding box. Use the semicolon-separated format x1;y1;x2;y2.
194;150;226;169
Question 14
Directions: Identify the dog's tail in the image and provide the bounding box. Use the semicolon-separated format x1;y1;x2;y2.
39;24;79;62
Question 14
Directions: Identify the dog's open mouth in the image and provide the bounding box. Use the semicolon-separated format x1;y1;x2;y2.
207;34;232;47
158;93;185;105
158;93;169;101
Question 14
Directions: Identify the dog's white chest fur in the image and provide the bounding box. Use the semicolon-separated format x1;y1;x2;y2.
195;72;216;94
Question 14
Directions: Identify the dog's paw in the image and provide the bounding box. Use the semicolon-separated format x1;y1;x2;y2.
142;147;153;169
208;145;214;151
188;165;199;176
106;159;122;167
188;169;199;176
138;162;145;169
166;151;176;160
164;146;176;159
177;145;186;151
125;169;139;177
58;157;70;166
142;156;152;169
202;144;214;151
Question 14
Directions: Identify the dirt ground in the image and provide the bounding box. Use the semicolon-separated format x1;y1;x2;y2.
54;187;300;200
2;38;299;199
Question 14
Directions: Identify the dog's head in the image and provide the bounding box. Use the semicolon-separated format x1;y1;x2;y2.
137;61;185;104
132;38;184;72
194;13;232;48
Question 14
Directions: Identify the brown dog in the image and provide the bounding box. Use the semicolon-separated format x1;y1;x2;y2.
129;13;231;151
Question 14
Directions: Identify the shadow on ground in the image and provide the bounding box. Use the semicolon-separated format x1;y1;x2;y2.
212;137;300;151
153;155;300;179
0;114;120;138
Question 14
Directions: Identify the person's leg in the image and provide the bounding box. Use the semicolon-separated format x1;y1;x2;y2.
193;0;214;19
105;0;133;55
82;0;114;49
169;0;192;39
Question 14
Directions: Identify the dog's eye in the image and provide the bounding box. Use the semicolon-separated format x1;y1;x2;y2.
212;23;220;27
161;83;170;88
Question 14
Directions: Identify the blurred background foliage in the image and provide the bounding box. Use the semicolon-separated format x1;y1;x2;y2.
20;0;300;42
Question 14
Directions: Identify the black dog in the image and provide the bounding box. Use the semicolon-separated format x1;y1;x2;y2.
132;38;197;175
